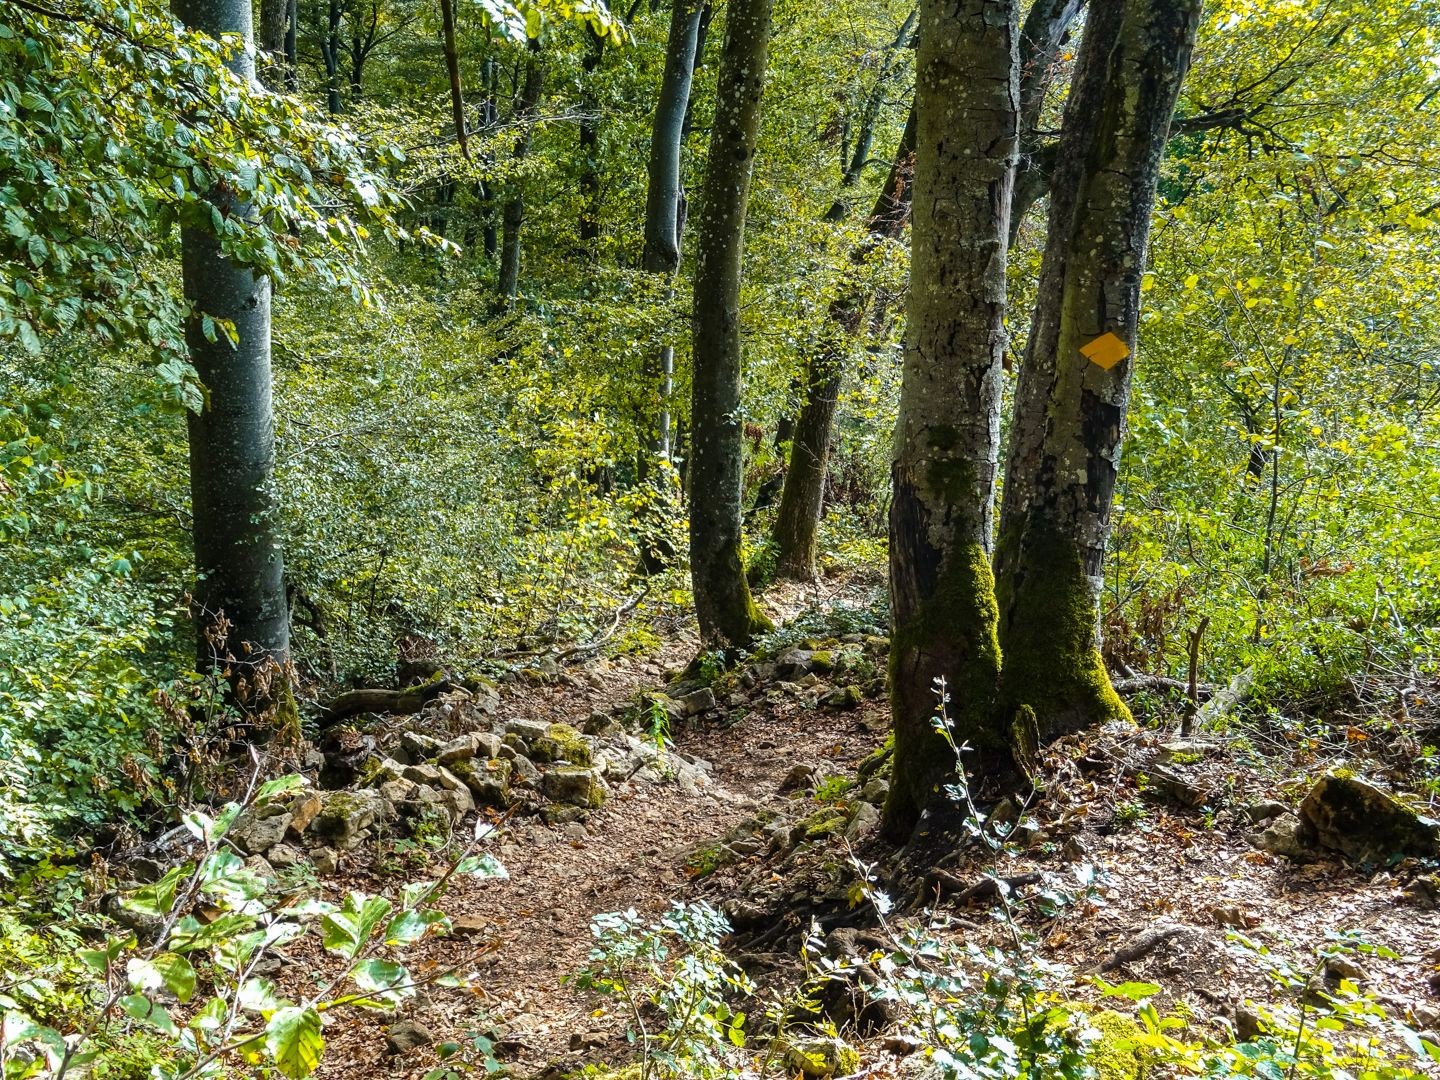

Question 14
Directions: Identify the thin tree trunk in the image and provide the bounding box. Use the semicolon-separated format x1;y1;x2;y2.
499;40;545;303
257;0;286;87
642;0;705;461
994;0;1202;740
479;57;500;259
439;0;468;157
688;0;776;650
172;0;292;703
882;0;1019;842
772;104;916;580
283;0;297;89
320;0;343;114
579;28;606;253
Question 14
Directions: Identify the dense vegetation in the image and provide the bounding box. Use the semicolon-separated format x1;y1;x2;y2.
2;0;1439;1073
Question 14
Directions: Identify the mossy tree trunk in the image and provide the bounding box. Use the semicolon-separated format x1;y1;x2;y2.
772;105;916;581
642;0;706;462
994;0;1202;741
882;0;1019;843
688;0;776;650
173;0;292;697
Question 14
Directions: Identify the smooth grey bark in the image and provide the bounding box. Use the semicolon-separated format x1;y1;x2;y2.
641;0;705;460
499;40;545;303
688;0;776;649
772;104;916;580
883;0;1019;842
994;0;1202;740
172;0;292;683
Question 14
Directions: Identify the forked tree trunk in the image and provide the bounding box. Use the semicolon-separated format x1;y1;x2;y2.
499;41;545;303
688;0;776;649
994;0;1202;741
641;0;705;461
882;0;1019;842
771;105;916;580
172;0;292;695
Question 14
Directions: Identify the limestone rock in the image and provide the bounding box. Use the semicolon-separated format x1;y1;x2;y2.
312;791;382;849
386;1020;434;1054
774;648;816;681
398;731;440;762
504;718;550;745
287;791;324;835
309;847;339;875
584;711;622;736
451;757;513;808
1248;813;1317;862
437;734;480;765
541;766;606;809
1299;771;1440;863
782;1035;860;1078
267;843;303;870
822;684;863;709
845;801;881;840
231;807;292;855
678;687;716;716
528;723;593;765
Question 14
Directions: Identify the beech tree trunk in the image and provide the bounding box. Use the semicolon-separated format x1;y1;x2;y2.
641;0;705;460
688;0;776;650
439;0;468;158
882;0;1018;842
771;105;916;580
994;0;1202;741
499;41;545;303
172;0;292;691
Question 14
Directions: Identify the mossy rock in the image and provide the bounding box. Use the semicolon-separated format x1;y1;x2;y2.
782;1035;860;1078
1299;770;1440;863
856;733;895;784
542;766;606;809
529;722;593;766
1082;1008;1145;1079
794;806;848;843
809;650;835;673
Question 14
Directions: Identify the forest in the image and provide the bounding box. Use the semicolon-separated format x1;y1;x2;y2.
2;0;1440;1074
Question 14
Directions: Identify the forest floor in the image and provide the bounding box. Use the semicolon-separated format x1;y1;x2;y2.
272;575;1440;1080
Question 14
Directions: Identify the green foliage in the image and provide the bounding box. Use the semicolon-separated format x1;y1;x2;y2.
573;903;754;1080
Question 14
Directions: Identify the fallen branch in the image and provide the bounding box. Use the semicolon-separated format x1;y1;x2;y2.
321;677;454;726
554;584;649;661
1085;921;1186;974
927;869;1045;905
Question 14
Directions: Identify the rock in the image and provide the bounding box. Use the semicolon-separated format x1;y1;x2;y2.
437;734;479;765
231;807;293;855
781;764;818;792
568;1031;606;1052
584;711;621;736
845;801;881;840
386;1020;434;1054
1248;813;1317;862
541;767;606;809
1235;1004;1264;1042
402;762;470;795
541;804;589;826
783;1035;860;1078
1142;765;1211;809
861;778;889;804
472;732;502;759
288;791;324;835
312;791;382;849
511;754;540;785
267;843;303;870
678;687;717;716
1402;873;1440;909
1060;834;1091;863
863;634;890;654
528;723;593;765
1244;800;1288;825
309;847;339;875
1324;954;1366;984
1156;739;1218;764
378;778;418;805
450;757;512;808
243;854;275;878
438;783;474;820
364;757;409;786
774;648;816;681
822;685;863;710
399;731;441;761
1299;770;1440;864
505;718;551;745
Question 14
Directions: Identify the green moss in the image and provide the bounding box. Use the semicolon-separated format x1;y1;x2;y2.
994;523;1132;742
797;806;848;840
857;733;895;784
530;722;592;765
1083;1008;1144;1079
885;537;1005;839
810;649;835;673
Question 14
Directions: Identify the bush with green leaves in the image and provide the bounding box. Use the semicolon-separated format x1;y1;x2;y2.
572;902;753;1080
0;774;507;1080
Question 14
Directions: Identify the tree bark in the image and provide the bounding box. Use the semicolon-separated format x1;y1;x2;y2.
994;0;1202;741
499;40;545;303
256;0;286;87
172;0;292;696
283;0;297;89
688;0;776;650
772;104;916;581
641;0;705;461
439;0;468;158
578;28;606;253
320;0;344;113
882;0;1019;842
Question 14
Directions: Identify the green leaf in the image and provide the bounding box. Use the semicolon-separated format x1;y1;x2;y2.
384;908;449;945
455;854;508;879
120;993;180;1036
351;958;412;999
265;1005;324;1080
152;952;197;1002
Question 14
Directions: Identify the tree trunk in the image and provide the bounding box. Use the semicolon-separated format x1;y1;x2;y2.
439;0;468;157
320;0;343;114
772;104;916;581
641;0;705;460
498;41;545;303
994;0;1202;741
172;0;292;696
283;0;297;89
578;28;606;253
257;0;286;87
882;0;1018;842
688;0;776;650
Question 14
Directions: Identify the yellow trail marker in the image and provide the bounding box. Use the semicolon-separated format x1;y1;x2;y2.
1080;332;1130;370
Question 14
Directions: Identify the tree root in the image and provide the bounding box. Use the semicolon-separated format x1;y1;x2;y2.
1085;921;1186;974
